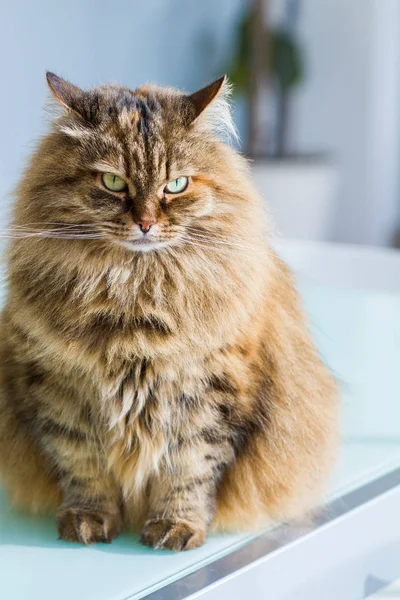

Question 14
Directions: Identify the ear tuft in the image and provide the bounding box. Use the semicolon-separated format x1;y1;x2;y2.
187;76;238;143
46;72;85;116
188;76;227;119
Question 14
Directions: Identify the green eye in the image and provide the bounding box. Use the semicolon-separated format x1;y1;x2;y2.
164;176;189;194
102;173;127;192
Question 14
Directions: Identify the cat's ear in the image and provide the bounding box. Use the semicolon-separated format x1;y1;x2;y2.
186;76;238;142
188;76;227;121
46;72;85;117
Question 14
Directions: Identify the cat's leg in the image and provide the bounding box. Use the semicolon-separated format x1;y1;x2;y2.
0;325;121;543
43;418;122;544
26;379;122;544
140;422;235;551
0;375;122;543
56;455;122;545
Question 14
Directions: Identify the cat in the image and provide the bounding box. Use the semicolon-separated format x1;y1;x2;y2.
0;72;338;551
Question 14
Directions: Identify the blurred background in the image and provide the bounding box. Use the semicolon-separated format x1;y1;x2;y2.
2;0;400;248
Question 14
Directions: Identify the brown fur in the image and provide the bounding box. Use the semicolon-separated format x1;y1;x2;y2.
0;73;338;550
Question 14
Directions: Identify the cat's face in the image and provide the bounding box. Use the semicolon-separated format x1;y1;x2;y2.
36;73;238;253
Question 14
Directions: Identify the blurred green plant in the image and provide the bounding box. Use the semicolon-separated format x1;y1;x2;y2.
229;2;305;158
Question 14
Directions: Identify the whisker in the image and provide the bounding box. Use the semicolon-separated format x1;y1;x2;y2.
0;223;102;238
178;237;257;256
0;232;104;239
184;225;243;236
184;226;264;246
9;226;99;233
98;225;127;232
1;232;101;238
183;233;263;254
12;222;98;228
0;230;101;235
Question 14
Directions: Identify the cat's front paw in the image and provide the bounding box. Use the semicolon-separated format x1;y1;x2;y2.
140;518;207;551
57;507;121;545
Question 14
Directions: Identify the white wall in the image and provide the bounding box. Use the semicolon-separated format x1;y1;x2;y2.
291;0;400;246
365;0;400;246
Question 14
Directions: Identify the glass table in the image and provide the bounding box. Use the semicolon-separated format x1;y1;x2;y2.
1;255;400;599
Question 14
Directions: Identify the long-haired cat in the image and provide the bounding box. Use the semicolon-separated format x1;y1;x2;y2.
0;72;337;550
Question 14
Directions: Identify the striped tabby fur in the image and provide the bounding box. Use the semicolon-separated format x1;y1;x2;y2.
0;73;338;550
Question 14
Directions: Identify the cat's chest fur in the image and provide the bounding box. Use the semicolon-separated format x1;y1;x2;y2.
101;354;211;497
56;257;224;362
19;255;235;494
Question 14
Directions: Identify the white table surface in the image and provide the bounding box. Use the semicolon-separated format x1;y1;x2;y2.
1;279;400;600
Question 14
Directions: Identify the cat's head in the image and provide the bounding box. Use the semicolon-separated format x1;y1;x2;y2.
22;72;251;254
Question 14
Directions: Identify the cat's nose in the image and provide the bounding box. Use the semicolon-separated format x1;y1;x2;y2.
138;220;155;234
